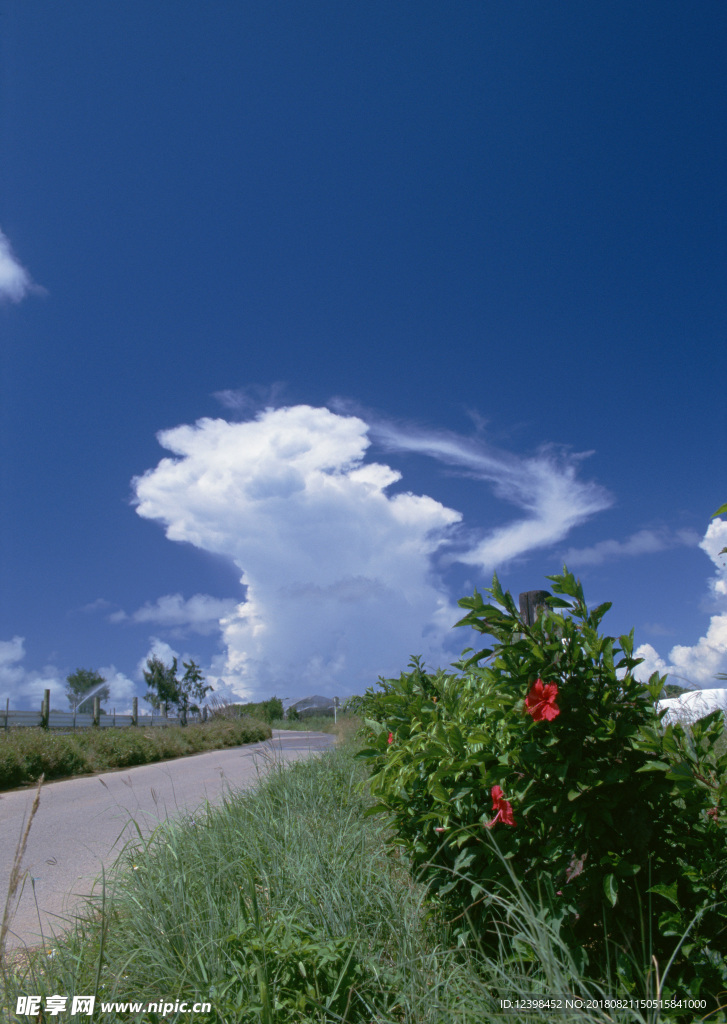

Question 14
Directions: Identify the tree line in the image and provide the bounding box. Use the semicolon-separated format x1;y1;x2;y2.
66;657;212;722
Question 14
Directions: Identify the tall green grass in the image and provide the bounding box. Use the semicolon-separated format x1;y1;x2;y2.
1;735;681;1024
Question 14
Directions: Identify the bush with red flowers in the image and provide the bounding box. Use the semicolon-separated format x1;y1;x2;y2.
355;569;727;1010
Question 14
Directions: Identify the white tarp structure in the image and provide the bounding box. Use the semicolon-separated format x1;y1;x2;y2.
656;687;727;726
288;694;337;717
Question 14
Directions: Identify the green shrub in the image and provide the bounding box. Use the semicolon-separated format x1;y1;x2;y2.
0;719;271;789
357;570;727;1015
0;743;25;788
229;697;285;724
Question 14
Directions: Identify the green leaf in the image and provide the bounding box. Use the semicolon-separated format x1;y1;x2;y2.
648;882;680;908
430;780;450;804
453;848;476;873
603;873;618;907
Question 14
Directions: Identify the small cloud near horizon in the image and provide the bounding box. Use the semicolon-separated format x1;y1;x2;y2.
0;228;42;303
635;518;727;690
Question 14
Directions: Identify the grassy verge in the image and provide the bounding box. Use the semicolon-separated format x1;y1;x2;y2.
271;713;360;740
0;718;271;790
1;734;674;1024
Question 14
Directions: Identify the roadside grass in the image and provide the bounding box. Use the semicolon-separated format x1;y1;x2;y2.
0;718;271;791
1;735;677;1024
271;713;360;743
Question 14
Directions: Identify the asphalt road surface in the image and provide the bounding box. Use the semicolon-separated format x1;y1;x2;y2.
0;730;336;952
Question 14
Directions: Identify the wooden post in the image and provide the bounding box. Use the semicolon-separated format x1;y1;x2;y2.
4;697;8;733
41;689;50;730
519;590;551;627
132;697;138;726
93;696;100;727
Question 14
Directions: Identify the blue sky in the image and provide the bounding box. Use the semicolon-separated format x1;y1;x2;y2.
1;1;726;712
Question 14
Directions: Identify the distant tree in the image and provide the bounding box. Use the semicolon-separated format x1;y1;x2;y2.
662;682;690;699
66;668;109;713
265;696;284;722
287;705;300;721
177;660;213;723
142;656;212;723
143;656;180;716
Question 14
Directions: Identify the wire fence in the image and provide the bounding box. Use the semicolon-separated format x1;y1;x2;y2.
0;693;204;733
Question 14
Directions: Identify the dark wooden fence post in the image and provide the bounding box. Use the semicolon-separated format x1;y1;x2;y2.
41;689;50;730
93;696;100;727
519;590;551;627
132;697;138;726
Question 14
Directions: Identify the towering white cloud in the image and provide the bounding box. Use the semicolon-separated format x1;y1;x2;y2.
0;228;36;303
133;406;462;699
636;518;727;689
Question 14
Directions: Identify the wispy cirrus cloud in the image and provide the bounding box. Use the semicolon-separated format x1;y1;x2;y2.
213;382;287;415
0;228;39;303
561;527;701;567
371;418;612;570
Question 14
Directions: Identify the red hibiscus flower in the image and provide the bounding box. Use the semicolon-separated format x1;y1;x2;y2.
525;679;560;721
485;785;516;828
387;732;394;745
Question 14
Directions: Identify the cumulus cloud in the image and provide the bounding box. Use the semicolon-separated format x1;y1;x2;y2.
0;636;66;709
132;405;611;700
0;635;138;712
0;228;37;303
701;518;727;599
0;636;28;692
635;519;727;689
561;527;700;567
372;420;612;570
111;593;238;634
137;638;180;672
94;665;138;713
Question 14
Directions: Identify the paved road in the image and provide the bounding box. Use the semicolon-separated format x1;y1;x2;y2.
0;730;336;952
